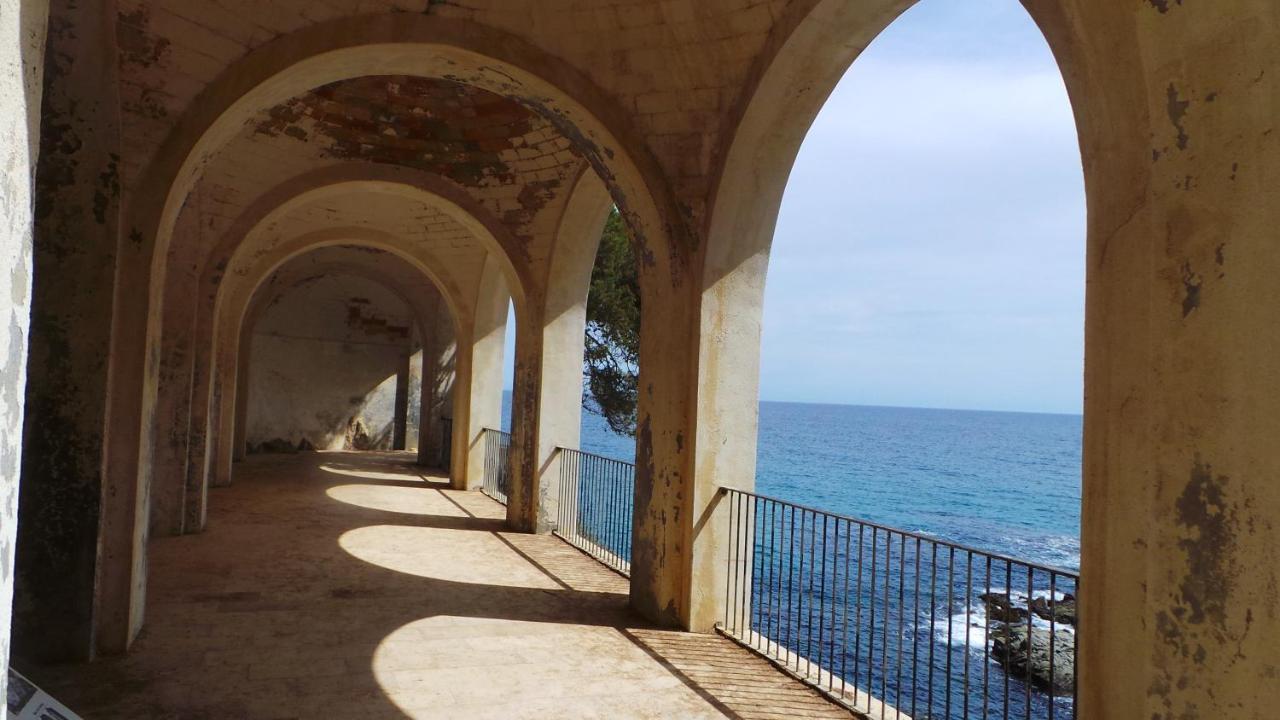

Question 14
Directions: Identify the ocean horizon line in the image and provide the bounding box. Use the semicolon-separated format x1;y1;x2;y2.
499;387;1082;419
758;398;1083;417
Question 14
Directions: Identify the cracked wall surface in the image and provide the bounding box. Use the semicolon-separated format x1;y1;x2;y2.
246;264;415;452
0;0;48;702
4;3;1279;718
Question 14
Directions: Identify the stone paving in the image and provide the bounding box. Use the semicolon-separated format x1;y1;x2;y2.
31;451;852;719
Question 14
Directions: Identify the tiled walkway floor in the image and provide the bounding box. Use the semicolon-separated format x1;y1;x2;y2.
32;452;852;719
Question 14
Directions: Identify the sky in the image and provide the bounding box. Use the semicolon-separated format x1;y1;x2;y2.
505;0;1085;415
759;0;1085;415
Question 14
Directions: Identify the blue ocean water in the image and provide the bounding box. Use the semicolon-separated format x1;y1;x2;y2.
505;396;1083;717
546;399;1082;571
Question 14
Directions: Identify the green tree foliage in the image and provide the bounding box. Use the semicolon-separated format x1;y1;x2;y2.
584;208;640;436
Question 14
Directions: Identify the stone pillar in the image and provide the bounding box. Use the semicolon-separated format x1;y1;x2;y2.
13;0;120;662
392;351;411;451
514;170;612;533
506;314;545;532
0;0;48;693
416;300;454;468
209;320;239;487
231;329;250;461
183;304;214;533
416;347;434;465
461;256;508;491
149;206;201;537
1070;6;1280;717
627;268;701;629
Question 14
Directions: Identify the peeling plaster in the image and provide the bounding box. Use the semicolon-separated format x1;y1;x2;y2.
1166;84;1191;151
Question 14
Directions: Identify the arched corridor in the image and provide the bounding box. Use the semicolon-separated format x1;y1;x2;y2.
2;1;1278;718
35;451;848;718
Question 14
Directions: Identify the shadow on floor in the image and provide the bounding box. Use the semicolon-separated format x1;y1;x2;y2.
26;451;849;720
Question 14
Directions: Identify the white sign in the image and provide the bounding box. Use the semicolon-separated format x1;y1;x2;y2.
6;669;81;720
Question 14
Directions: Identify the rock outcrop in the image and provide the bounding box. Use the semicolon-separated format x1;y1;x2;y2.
991;623;1075;694
981;592;1076;695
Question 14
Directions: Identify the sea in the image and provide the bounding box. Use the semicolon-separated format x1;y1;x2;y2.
502;397;1083;718
507;398;1082;572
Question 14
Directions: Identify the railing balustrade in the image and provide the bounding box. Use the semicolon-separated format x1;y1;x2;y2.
554;447;635;576
471;437;1078;720
480;428;511;505
719;487;1078;720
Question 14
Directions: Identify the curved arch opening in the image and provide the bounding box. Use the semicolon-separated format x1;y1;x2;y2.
501;300;516;434
124;21;693;527
136;17;688;341
242;257;422;454
209;234;468;489
706;1;1089;716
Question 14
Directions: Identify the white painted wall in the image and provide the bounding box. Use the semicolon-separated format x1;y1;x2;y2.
1;0;48;711
246;274;416;451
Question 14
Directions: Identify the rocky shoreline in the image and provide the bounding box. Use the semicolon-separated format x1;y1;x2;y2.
980;592;1076;695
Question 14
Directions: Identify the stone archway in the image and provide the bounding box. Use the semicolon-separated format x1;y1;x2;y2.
685;0;1145;634
691;1;1280;717
208;226;469;489
93;16;692;651
234;253;441;459
152;167;530;536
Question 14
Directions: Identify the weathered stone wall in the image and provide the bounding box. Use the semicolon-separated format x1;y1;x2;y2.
148;197;201;537
246;273;415;452
15;0;121;663
8;2;1279;716
0;0;48;702
406;349;422;454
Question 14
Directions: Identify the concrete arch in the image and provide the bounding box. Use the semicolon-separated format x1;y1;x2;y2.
166;167;525;535
98;14;692;649
460;255;513;495
511;167;613;533
235;253;456;470
687;0;1148;635
691;1;1280;717
190;164;535;314
237;262;424;455
217;221;470;341
127;14;684;279
695;0;1143;490
208;226;471;492
241;261;435;382
129;14;688;369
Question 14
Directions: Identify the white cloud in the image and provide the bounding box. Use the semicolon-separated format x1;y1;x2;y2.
760;0;1086;414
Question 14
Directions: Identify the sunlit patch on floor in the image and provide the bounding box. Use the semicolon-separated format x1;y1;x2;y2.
337;525;557;588
320;462;429;483
32;453;850;719
325;482;453;515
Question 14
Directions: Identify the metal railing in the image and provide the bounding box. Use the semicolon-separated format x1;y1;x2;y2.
720;487;1078;720
480;428;511;505
439;417;453;471
554;447;635;576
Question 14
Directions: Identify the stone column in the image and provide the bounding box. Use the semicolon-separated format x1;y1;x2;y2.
1071;7;1280;716
416;298;454;468
209;316;240;488
0;0;48;691
461;256;508;491
514;170;612;534
149;206;201;537
14;0;120;662
392;351;411;450
627;267;702;629
231;328;251;461
506;314;545;532
422;345;442;461
183;303;215;533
